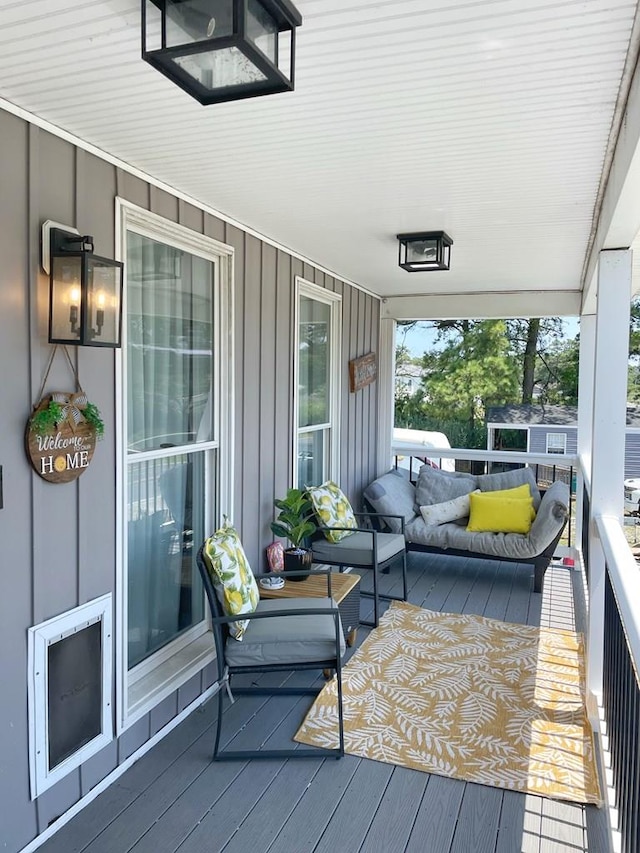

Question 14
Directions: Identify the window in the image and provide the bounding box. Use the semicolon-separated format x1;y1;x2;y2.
294;279;341;487
117;201;233;728
546;432;567;454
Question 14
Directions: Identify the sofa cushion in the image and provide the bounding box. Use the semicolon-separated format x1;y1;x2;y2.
307;480;357;543
415;465;477;509
363;469;417;533
419;490;480;526
476;467;541;509
467;492;534;535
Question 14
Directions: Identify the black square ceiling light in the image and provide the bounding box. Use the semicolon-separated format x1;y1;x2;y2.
142;0;302;105
397;231;453;272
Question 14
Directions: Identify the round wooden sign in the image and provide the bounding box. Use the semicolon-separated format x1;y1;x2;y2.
25;392;98;483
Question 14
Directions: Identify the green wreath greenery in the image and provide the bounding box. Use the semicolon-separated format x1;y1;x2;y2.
30;399;105;438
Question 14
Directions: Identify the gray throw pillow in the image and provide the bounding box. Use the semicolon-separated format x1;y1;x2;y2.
363;469;417;533
414;465;477;509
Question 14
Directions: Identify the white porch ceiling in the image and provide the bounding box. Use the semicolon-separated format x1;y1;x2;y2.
1;0;639;315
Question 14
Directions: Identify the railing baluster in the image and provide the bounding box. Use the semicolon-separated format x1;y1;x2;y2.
604;571;640;852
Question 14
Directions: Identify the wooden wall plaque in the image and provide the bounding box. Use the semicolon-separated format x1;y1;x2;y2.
349;352;377;392
25;393;98;483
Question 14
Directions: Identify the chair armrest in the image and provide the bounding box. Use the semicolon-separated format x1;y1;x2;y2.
208;600;341;627
354;510;406;535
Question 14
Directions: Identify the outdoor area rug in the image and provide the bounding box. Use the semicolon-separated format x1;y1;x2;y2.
295;601;602;805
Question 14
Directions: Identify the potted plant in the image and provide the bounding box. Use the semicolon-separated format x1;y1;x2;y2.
270;488;317;581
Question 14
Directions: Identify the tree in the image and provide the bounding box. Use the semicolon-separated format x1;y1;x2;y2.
419;320;519;429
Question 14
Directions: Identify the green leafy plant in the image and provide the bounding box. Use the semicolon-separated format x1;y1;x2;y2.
29;398;105;438
270;488;317;551
30;401;64;436
83;402;105;439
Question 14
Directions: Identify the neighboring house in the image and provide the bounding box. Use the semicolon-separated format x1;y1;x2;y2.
395;362;425;395
487;405;640;478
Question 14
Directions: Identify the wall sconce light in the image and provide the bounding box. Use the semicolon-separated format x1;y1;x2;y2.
42;221;124;348
396;231;453;272
141;0;302;106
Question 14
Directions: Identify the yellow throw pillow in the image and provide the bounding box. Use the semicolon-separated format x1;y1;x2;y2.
467;492;534;535
480;483;536;520
306;481;357;543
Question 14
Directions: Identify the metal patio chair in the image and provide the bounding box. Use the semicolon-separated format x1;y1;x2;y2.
196;545;345;761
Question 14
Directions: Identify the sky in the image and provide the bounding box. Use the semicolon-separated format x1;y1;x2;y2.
398;317;580;357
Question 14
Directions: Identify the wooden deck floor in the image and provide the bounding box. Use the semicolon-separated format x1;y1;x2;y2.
40;553;611;853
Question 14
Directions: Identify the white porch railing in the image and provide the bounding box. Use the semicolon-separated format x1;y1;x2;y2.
589;508;640;853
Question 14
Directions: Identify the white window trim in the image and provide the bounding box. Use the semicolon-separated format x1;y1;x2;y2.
115;199;234;733
293;278;342;487
546;432;567;454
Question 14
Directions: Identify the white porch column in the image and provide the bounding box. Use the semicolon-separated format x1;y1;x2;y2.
575;313;596;548
377;317;396;475
587;249;632;697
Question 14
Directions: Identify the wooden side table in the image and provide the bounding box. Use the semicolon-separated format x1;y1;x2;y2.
259;571;360;647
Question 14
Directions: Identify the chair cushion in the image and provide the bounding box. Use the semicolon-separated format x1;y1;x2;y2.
414;465;478;509
419;490;480;526
312;530;406;566
203;521;259;640
467;492;534;534
224;598;345;667
307;481;358;543
363;469;417;532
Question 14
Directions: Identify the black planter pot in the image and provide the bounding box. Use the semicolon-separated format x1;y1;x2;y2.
283;548;313;581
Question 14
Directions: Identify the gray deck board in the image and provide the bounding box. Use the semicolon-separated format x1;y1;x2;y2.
450;782;503;853
358;767;429;853
38;553;610;853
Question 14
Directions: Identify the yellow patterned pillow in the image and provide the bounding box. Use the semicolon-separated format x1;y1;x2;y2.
307;481;358;543
203;521;259;640
480;484;536;520
467;492;534;535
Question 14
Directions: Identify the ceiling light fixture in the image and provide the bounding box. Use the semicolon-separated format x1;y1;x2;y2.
141;0;302;105
396;231;453;272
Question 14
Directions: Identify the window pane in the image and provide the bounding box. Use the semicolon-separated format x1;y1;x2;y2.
127;453;208;669
298;296;330;428
127;233;214;453
298;430;326;486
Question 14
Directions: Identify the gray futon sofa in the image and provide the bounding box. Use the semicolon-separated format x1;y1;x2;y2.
363;464;570;593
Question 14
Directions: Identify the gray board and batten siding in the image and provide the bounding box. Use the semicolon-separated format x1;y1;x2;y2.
0;109;380;853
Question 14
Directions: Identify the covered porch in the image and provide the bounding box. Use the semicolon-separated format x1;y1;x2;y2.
37;551;609;853
1;3;640;853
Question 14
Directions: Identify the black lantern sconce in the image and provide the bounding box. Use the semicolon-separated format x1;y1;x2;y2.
42;221;124;348
141;0;302;106
397;231;453;272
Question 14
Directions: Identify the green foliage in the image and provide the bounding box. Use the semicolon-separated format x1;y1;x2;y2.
270;488;317;549
30;401;64;436
83;402;105;438
419;320;519;428
394;317;582;448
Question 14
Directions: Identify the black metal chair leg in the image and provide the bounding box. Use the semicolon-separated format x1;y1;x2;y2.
212;685;225;760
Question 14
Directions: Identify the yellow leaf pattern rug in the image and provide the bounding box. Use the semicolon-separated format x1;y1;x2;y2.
295;601;602;805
